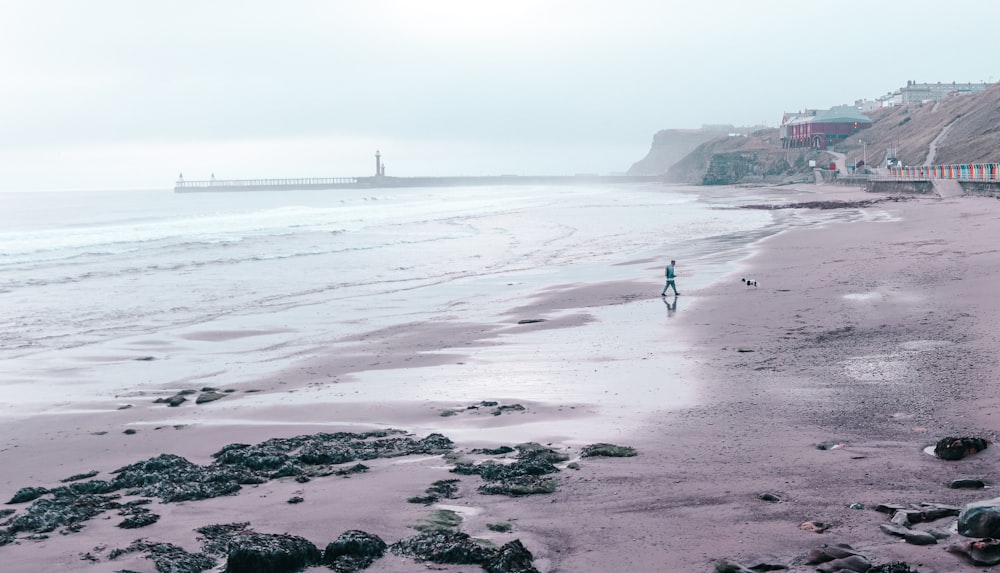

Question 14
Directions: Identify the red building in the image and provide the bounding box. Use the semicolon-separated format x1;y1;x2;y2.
780;106;872;149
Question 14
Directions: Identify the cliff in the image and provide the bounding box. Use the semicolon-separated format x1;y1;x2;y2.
635;82;1000;186
666;128;828;185
626;127;732;175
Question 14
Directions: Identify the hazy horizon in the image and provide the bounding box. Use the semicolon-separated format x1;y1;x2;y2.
2;0;998;191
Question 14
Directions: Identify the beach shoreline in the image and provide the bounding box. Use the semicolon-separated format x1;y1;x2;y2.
2;183;999;572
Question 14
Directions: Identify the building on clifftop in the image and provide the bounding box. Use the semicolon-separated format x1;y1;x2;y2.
898;80;990;103
779;105;872;149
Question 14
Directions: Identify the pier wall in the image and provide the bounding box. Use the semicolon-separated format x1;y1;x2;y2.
174;175;664;193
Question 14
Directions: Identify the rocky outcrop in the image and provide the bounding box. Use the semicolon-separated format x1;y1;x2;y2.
224;532;322;573
323;530;387;572
391;531;540;573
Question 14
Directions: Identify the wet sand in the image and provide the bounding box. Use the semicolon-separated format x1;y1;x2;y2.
2;184;999;572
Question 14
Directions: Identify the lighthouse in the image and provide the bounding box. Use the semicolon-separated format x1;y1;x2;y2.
375;150;382;177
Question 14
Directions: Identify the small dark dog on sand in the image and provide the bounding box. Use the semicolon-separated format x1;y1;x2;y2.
742;278;758;288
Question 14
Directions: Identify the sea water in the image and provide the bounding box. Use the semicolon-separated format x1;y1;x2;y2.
0;183;789;419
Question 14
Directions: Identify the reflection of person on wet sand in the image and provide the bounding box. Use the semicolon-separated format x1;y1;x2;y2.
662;295;677;317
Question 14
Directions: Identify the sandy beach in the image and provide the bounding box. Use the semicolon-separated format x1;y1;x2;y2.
2;183;1000;572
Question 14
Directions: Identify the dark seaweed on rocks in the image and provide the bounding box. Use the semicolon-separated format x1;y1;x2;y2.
579;443;638;458
452;442;564;496
225;531;322;573
7;486;48;504
324;530;387;572
0;430;455;540
391;531;540;573
7;493;120;534
391;530;496;565
408;479;461;505
109;539;216;573
196;522;252;556
60;470;99;483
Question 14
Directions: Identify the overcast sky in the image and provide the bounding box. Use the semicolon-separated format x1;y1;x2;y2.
1;0;997;191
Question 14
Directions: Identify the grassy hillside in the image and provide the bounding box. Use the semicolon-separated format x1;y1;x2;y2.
834;83;1000;168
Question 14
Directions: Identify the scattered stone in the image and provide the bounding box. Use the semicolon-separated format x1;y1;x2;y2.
470;446;515;456
739;554;786;571
123;428;137;435
946;537;1000;566
154;394;187;407
195;391;225;404
287;496;304;504
927;527;951;540
816;441;847;450
487;522;512;533
822;541;865;564
816;554;871;573
412;509;463;533
117;404;133;410
225;532;321;573
579;443;637;458
879;523;910;538
440;410;459;417
516;319;545;325
868;563;919;573
886;503;960;526
757;493;781;503
134;356;156;361
902;529;937;545
849;503;864;510
799;521;830;533
491;404;526;416
323;530;387;572
958;497;1000;538
566;462;580;470
950;478;987;489
714;558;756;573
934;436;989;460
736;348;754;353
875;503;906;515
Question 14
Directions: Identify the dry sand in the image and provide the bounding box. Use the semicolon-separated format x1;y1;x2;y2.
2;184;1000;572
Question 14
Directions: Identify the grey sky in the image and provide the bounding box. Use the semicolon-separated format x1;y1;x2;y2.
1;0;997;191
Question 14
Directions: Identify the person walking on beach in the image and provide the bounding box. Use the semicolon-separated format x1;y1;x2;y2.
661;260;680;296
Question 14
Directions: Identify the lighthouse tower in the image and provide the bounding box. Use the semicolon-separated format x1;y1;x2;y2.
375;150;382;177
